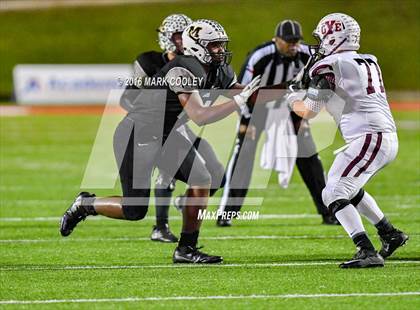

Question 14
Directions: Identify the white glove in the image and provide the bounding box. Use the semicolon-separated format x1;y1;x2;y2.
285;90;306;110
293;67;305;84
233;75;261;118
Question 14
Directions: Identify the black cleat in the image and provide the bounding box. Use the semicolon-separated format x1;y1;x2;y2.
339;248;384;268
150;224;178;243
216;217;232;227
379;229;409;258
173;246;223;264
322;214;340;225
60;192;95;237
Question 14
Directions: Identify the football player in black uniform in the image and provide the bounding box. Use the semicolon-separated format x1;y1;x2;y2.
122;14;227;243
122;14;192;243
60;19;262;264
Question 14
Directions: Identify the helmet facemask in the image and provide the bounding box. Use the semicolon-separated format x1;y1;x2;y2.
182;19;232;67
202;40;232;66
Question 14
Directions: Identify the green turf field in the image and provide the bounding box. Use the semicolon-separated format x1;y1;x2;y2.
1;0;420;97
0;111;419;308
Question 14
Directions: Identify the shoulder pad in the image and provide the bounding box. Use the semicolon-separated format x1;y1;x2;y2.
135;51;166;77
309;56;336;78
174;56;207;81
165;62;206;94
359;53;378;62
137;51;163;64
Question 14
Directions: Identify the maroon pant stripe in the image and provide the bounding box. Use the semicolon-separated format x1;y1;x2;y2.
341;134;372;177
354;133;383;177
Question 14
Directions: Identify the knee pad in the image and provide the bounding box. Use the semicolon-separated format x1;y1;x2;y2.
122;205;148;221
328;199;351;215
350;188;365;207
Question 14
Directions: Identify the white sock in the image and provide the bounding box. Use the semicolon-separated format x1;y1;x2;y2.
335;204;366;238
355;191;384;225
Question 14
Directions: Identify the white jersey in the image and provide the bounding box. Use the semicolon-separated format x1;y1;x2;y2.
309;51;396;142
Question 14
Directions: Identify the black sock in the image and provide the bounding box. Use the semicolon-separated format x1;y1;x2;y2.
375;217;395;235
352;232;375;251
81;197;97;216
179;231;199;248
155;206;169;227
155;188;171;227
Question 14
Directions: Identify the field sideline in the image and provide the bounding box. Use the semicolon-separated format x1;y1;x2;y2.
1;110;419;309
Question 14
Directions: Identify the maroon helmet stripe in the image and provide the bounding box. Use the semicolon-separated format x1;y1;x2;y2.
341;134;372;177
354;133;383;177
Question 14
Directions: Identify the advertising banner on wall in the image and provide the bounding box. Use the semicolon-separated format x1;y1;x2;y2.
13;64;132;104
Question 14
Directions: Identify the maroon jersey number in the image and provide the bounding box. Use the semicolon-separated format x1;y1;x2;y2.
354;58;385;94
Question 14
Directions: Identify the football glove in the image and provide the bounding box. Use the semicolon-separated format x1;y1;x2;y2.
234;75;261;118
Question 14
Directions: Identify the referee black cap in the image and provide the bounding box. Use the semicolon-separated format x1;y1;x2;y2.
275;20;303;42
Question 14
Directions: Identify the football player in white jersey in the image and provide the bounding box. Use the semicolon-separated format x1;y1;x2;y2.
287;13;408;268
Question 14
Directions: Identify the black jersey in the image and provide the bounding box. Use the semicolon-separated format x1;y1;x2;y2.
132;51;170;84
120;51;169;111
127;55;236;138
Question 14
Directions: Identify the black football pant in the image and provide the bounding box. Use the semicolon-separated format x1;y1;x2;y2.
154;125;226;225
219;104;328;216
114;117;213;221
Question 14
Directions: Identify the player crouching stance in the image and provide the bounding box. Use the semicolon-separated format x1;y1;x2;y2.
288;13;408;268
60;19;261;264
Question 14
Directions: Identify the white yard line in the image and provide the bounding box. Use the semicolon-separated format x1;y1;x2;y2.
1;292;419;304
0;212;404;222
1;261;419;272
0;214;325;222
0;235;349;243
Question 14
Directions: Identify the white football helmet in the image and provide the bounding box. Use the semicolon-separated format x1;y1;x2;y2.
157;14;192;53
182;19;232;66
312;13;360;56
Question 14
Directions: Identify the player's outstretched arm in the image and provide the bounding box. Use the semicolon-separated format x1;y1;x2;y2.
179;76;261;125
287;74;335;119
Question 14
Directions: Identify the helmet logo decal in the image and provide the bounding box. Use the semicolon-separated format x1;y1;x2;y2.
321;20;343;37
188;26;202;40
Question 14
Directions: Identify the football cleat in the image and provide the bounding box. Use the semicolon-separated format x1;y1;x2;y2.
150;224;178;243
322;214;340;225
379;229;409;258
339;248;384;268
173;246;223;264
60;192;95;237
216;217;232;227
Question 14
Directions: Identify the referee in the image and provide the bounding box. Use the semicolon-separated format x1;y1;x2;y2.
217;20;338;226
